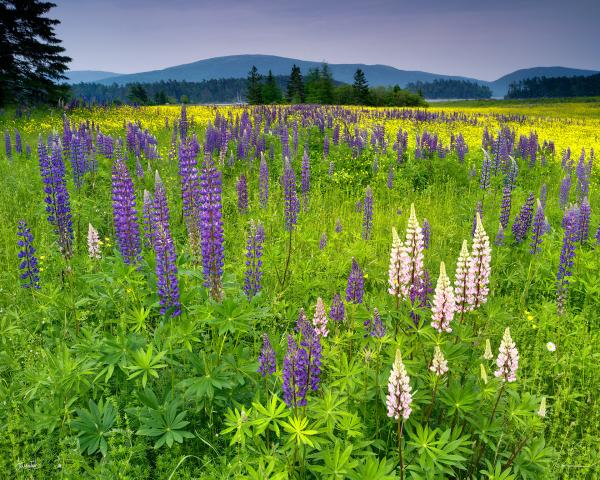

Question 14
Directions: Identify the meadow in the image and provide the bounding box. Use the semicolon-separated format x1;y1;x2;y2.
0;101;598;479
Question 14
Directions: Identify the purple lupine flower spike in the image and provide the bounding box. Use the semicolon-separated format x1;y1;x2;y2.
283;159;300;232
301;147;310;208
282;335;309;408
259;154;269;208
422;218;431;249
530;200;546;254
200;156;225;301
142;190;154;248
244;220;264;300
329;293;345;322
335;218;342;233
559;176;571;209
499;186;512;229
556;206;579;314
258;333;276;377
494;224;505;246
364;307;386;338
17;220;40;289
237;174;248;213
362;186;374;240
578;197;591;244
319;232;327;250
346;258;365;304
112;156;141;265
512;193;535;243
153;222;181;317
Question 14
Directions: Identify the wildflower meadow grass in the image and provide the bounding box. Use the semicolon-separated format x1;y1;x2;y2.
0;102;599;479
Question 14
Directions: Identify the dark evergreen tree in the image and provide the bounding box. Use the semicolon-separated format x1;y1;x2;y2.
127;84;149;104
287;64;305;103
319;63;334;104
154;90;168;105
352;68;370;104
262;70;282;104
0;0;71;106
246;66;263;105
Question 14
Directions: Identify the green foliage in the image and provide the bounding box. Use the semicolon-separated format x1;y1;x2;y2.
71;398;117;456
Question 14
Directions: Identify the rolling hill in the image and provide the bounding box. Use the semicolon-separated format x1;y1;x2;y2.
489;66;599;96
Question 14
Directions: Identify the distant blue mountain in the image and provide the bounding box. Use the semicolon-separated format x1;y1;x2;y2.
66;70;123;84
66;56;599;97
489;66;599;96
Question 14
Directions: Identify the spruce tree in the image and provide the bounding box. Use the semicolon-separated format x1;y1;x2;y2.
0;0;71;106
287;64;305;103
262;70;282;104
319;63;334;104
352;68;370;105
246;66;263;105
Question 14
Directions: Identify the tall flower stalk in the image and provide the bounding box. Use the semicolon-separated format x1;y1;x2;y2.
431;262;456;333
112;156;141;265
362;186;374;240
244;220;265;300
17;220;40;289
467;213;491;311
556;207;578;314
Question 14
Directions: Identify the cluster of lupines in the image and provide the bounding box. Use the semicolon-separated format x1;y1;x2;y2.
199;157;225;301
40;141;74;258
17;221;40;289
152;173;181;316
111;156;141;265
399;204;425;300
243;220;265;300
178;142;202;256
362;186;374;240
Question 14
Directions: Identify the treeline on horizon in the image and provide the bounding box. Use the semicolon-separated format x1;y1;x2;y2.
246;64;426;107
506;73;600;98
406;79;492;99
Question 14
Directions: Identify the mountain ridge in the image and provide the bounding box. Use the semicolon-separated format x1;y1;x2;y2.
66;55;599;97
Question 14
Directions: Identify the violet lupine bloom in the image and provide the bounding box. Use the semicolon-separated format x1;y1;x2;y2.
362;186;374;240
329;293;345;322
540;183;547;209
494;327;519;382
559;176;571;209
43;142;74;258
259;154;269;208
112;157;141;265
466;213;491;310
153;223;181;317
400;204;425;300
323;135;329;158
200;158;225;300
17;220;40;289
282;336;308;408
312;297;329;337
142;190;154;248
319;232;327;250
595;223;600;246
530;200;546;254
299;317;322;394
499;186;512;229
422;219;431;249
512;193;535;243
328;160;334;177
346;258;365;304
87;223;101;259
557;207;579;314
243;220;265;300
335;218;342;233
4;129;11;159
494;224;505;246
431;262;456;333
480;150;491;190
257;333;276;377
430;346;448;376
237;174;248;213
301;147;310;207
387;163;394;189
455;243;473;314
364;307;386;338
14;128;22;154
386;349;413;420
283;160;300;232
578;197;591;244
178;142;201;252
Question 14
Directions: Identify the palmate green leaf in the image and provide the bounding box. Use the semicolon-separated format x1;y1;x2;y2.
512;437;555;480
336;412;364;439
244;457;288;480
281;415;320;447
126;345;168;388
251;394;289;437
221;407;253;446
71;398;117;456
439;380;480;419
311;441;358;479
480;460;517;479
177;351;233;403
348;456;397;480
310;388;347;436
137;399;194;449
328;352;364;394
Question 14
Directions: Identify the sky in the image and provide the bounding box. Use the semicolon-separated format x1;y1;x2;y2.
53;0;600;81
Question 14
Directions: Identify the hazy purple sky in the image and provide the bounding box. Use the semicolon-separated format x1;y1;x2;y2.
54;0;600;81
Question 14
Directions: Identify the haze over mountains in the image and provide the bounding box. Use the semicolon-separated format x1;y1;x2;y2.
66;55;599;97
